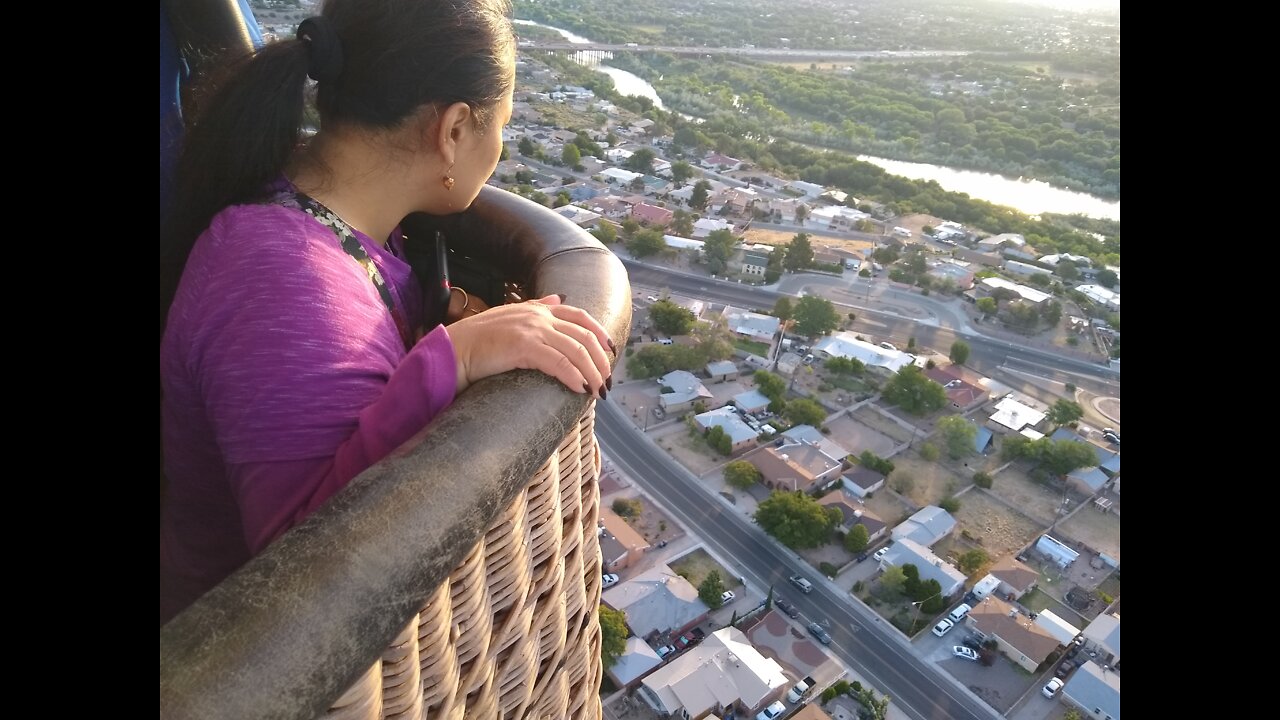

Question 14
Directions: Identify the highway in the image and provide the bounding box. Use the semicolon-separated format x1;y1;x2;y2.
597;401;999;720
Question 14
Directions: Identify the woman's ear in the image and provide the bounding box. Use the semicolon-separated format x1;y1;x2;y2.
433;101;474;169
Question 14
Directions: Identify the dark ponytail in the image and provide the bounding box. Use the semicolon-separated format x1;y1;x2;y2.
160;39;311;336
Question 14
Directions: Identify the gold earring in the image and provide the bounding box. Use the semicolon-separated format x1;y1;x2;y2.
442;175;455;190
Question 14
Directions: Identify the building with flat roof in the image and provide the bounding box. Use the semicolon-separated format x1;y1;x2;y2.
637;626;789;720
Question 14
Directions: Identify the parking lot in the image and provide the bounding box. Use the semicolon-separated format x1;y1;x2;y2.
914;614;1039;713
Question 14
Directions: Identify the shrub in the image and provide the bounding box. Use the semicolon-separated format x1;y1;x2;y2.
893;474;914;495
851;681;862;692
820;561;839;577
920;442;940;461
853;580;865;593
821;688;837;703
973;471;993;489
939;496;960;513
625;347;635;357
612;498;642;518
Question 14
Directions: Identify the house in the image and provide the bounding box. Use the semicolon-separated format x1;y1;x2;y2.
642;175;673;196
607;637;662;690
713;187;759;215
631;118;655;133
723;308;780;342
701;152;743;171
706;360;740;383
605;147;635;164
812;249;843;268
813;332;915;373
880;538;966;597
988;555;1039;600
692;217;734;238
980;277;1052;304
665;235;706;253
733;389;772;414
782;424;851;463
1061;662;1120;720
1034;610;1081;646
819;494;887;540
602;563;710;640
1035;534;1079;568
637;626;789;720
1004;259;1054;278
749;444;844;495
658;370;714;413
1081;613;1120;665
600;507;651;572
965;595;1060;673
842;466;886;499
891;505;956;548
1077;284;1121;310
923;366;989;412
775;352;803;376
601;167;644;186
651;158;673;176
1067;466;1109;494
742;249;771;276
805;205;868;232
790;705;836;720
988;394;1048;433
563;183;601;202
556;205;602;227
694;407;759;453
927;262;976;290
631;202;674;228
819;189;849;205
585;195;635;220
953;247;1002;268
758;197;809;223
786;180;825;198
977;233;1026;249
578;156;606;175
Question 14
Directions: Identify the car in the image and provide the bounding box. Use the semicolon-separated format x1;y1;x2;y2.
878;341;897;351
658;338;673;345
774;597;800;619
962;637;983;651
788;575;814;594
656;645;675;659
806;622;832;645
645;295;658;302
1102;431;1120;445
602;573;619;589
872;546;890;562
856;551;870;563
952;646;979;662
755;700;787;720
721;590;736;604
1042;678;1064;698
932;618;955;638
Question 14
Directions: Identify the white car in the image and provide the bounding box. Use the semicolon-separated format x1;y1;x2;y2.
932;618;955;638
720;590;736;604
952;646;979;662
645;295;658;302
602;573;620;589
1042;678;1064;698
656;644;675;659
755;700;787;720
873;546;890;562
879;341;897;351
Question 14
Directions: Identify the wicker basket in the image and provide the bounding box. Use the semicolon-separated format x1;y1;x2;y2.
326;404;604;720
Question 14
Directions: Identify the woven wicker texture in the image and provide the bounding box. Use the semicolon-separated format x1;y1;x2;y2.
328;406;604;720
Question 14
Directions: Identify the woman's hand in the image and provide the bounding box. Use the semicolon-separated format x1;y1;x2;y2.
445;294;616;398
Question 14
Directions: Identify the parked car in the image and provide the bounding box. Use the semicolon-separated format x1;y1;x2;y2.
932;618;955;638
756;700;787;720
674;628;705;650
602;573;620;589
774;597;800;619
807;622;832;645
1042;678;1064;698
952;646;979;662
656;645;675;659
720;590;736;604
856;551;869;562
873;546;890;562
879;341;897;351
962;638;983;651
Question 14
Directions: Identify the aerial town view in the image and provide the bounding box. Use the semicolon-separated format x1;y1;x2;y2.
165;1;1119;719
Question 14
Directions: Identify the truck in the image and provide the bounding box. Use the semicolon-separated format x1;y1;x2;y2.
786;676;817;703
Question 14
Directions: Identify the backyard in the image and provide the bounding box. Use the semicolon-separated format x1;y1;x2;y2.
1058;503;1121;563
824;414;900;460
669;548;743;591
651;422;727;477
852;406;914;444
607;494;683;547
950;488;1045;560
986;463;1075;526
886;451;970;508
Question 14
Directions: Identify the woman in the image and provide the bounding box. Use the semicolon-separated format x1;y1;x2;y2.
159;0;613;624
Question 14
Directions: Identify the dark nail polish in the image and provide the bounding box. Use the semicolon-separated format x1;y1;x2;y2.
606;375;613;391
599;386;608;401
556;293;568;303
583;382;591;395
607;338;618;357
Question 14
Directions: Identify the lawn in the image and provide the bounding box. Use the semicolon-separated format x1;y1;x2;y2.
733;337;771;356
669;548;742;590
1019;588;1082;626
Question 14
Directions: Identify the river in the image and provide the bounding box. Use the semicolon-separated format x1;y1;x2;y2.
514;19;1120;222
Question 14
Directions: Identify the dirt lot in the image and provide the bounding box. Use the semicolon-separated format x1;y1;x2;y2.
851;406;914;444
987;464;1072;526
824;413;899;459
863;491;913;529
669;548;742;590
886;452;969;508
650;423;726;477
605;494;683;547
798;539;857;579
743;228;875;257
950;489;1045;560
1058;505;1121;563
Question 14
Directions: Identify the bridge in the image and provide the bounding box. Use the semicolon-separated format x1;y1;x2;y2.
518;41;974;62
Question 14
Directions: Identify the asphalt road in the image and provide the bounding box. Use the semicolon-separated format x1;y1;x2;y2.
596;401;999;720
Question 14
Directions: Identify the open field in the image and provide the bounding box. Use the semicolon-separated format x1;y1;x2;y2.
987;464;1070;526
1059;504;1121;563
888;452;968;508
951;489;1044;560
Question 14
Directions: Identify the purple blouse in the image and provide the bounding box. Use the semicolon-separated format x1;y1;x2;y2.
160;197;457;624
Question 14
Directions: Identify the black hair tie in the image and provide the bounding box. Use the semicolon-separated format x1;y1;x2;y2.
297;17;343;83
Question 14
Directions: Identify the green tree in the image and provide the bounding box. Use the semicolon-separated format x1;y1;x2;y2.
785;398;827;427
844;523;869;553
620;218;640;237
949;340;971;365
826;357;865;375
753;370;788;412
671;160;695;183
517;136;537;157
627;228;667;258
784;232;815;271
499;144;509;161
1041;440;1098;476
765;244;785;283
859;450;894;476
725;460;761;489
698;571;727;609
879;565;906;596
754;491;839;549
706;425;733;455
973;471;993;489
553;191;572;208
625;148;656;174
882;365;948;415
691;316;735;362
902;563;922;598
671;208;694;237
703;228;737;275
599;605;628;668
795;204;809;224
939;496;960;513
919;442;940;461
1096;268;1118;289
773;297;794;322
690;180;712;210
561;143;581;168
1041;299;1063;327
920;581;946;613
612;497;642;518
629;176;646;193
936;415;978;459
650;299;695;336
959;549;990;574
1048;399;1084;427
591;221;617;244
976;297;998;316
793;295;840;337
